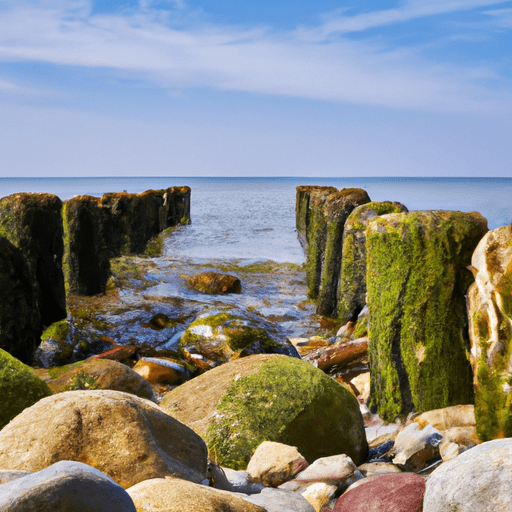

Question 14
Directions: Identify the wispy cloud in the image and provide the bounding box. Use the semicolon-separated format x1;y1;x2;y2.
0;0;510;115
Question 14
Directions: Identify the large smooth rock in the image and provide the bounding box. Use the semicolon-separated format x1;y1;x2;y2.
366;210;488;420
127;477;266;512
161;354;368;469
423;438;512;511
0;390;208;488
0;460;136;512
0;236;40;363
337;201;408;323
334;472;426;512
466;225;512;440
179;306;300;367
0;192;66;332
247;441;308;487
0;348;52;430
34;358;155;401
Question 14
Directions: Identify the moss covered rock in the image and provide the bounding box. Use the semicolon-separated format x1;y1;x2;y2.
32;319;74;368
0;236;40;363
466;225;512;441
0;348;52;430
160;354;368;470
0;192;66;330
63;196;111;296
366;210;488;421
34;358;155;401
337;201;408;324
179;306;300;367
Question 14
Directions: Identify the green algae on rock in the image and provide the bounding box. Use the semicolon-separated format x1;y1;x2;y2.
179;306;299;367
337;201;408;324
466;225;512;441
366;210;488;421
160;354;368;470
0;348;53;429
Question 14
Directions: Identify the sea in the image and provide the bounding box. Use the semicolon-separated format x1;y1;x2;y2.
1;177;511;265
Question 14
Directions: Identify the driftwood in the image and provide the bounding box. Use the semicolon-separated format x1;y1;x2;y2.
303;338;368;372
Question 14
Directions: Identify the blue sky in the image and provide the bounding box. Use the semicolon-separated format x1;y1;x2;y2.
0;0;511;177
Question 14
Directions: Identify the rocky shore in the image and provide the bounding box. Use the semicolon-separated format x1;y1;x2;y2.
1;185;512;510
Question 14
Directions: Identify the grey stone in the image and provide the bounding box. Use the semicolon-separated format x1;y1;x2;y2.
423;438;512;512
0;460;136;511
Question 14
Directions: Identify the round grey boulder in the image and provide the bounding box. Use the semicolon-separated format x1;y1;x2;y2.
424;438;512;511
0;460;136;511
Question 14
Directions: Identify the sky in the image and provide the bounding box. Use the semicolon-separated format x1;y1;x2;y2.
0;0;511;177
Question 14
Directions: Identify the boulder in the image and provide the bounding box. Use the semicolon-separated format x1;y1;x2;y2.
337;201;408;323
391;422;443;471
0;236;40;363
0;460;136;512
34;358;155;401
126;477;266;512
242;487;316;512
63;196;111;296
179;306;300;367
222;468;265;494
0;390;208;488
334;472;426;512
287;454;358;490
132;357;190;386
300;482;338;512
0;192;66;332
0;348;52;430
423;438;512;511
0;470;29;484
366;210;488;420
466;225;512;440
247;441;308;487
160;354;368;469
185;272;241;294
414;404;476;431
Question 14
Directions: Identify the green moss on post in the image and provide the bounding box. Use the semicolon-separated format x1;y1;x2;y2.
316;189;371;316
337;201;408;323
366;211;488;421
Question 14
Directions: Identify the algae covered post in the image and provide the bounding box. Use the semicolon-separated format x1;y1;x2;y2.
366;210;488;420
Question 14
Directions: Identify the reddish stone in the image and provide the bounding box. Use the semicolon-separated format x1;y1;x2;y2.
334;473;425;512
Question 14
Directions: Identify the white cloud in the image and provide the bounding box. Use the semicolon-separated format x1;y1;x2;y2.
0;0;509;115
311;0;506;37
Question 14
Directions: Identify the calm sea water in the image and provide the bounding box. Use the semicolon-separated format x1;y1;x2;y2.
1;177;511;264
